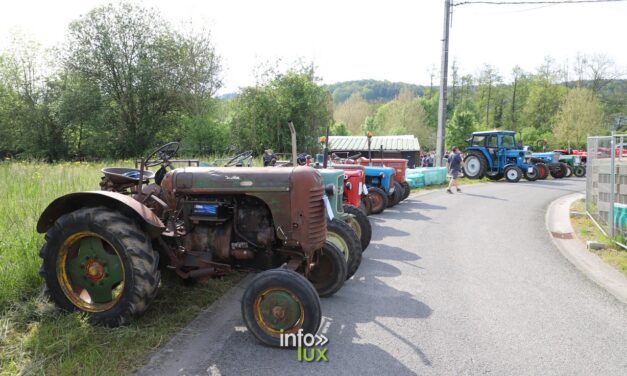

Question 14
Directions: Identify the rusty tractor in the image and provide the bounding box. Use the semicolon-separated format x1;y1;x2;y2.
37;141;346;347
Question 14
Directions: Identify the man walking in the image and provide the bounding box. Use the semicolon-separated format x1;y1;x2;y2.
447;146;464;194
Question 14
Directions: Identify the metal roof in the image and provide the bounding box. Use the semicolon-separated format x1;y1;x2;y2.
328;135;420;152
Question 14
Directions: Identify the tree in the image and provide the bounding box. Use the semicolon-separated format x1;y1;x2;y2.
446;111;475;149
229;64;332;154
333;93;375;134
372;88;435;149
554;88;607;148
65;2;221;157
331;121;349;136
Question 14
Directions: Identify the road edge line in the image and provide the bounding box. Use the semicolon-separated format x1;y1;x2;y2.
545;193;627;305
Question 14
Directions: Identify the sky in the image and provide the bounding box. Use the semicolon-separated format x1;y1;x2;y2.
0;0;625;93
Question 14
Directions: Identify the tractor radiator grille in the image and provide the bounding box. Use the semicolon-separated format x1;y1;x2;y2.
307;186;326;245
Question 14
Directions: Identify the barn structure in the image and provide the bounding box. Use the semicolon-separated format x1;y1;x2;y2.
327;135;421;168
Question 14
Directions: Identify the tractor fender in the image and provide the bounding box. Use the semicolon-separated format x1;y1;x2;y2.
503;163;517;171
37;191;165;237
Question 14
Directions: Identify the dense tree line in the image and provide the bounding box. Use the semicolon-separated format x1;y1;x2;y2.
333;57;625;151
0;2;623;160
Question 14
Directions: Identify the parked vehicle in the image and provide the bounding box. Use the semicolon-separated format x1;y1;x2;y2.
37;142;346;347
529;151;570;179
462;130;540;183
356;158;410;201
318;169;366;278
553;150;586;177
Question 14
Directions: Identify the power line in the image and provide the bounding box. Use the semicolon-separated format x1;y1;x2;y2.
454;0;627;6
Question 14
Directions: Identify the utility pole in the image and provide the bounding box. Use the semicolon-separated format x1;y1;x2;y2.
435;0;451;167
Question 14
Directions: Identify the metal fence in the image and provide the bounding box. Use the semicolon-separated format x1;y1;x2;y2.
586;135;627;242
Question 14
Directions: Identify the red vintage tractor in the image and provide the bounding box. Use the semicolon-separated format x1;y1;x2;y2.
356;157;410;204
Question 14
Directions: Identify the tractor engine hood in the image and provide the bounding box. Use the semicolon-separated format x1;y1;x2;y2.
170;167;297;193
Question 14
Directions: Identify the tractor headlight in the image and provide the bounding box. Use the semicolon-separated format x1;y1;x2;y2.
324;184;335;196
345;182;352;191
379;172;385;178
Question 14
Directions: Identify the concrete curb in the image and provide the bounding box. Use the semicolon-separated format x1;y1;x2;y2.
545;193;627;305
136;274;254;376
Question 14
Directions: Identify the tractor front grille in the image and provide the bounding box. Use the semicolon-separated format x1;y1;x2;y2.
307;186;326;246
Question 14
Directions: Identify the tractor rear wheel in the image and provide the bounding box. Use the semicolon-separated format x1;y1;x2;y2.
550;163;567;179
307;241;347;296
524;165;540;181
326;218;362;279
367;187;388;214
343;204;372;251
39;206;160;327
504;166;522;183
401;181;411;200
463;151;487;179
574;166;586;177
536;163;549;180
242;269;321;347
486;171;503;181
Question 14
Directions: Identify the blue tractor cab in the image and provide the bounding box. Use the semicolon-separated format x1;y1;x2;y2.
463;130;539;183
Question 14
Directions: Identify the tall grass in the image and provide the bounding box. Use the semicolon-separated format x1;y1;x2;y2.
0;160;246;375
0;161;114;307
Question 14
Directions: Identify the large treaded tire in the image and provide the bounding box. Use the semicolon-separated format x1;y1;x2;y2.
326;218;361;279
463;151;487;179
388;182;403;207
486;171;503;181
564;165;573;178
367;187;388;215
550;162;567;179
39;206;160;327
242;269;321;347
401;181;411;200
361;196;373;216
504;166;522;183
536;163;549;180
574;166;586;177
524;165;540;181
307;241;347;296
343;204;372;252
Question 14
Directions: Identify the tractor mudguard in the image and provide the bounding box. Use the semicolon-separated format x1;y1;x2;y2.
37;191;165;237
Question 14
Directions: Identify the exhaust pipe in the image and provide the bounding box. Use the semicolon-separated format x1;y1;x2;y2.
288;120;297;166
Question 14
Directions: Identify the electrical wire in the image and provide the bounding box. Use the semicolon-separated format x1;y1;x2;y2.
454;0;627;6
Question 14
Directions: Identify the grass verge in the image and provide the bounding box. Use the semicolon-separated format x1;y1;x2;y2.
570;199;627;276
0;161;243;375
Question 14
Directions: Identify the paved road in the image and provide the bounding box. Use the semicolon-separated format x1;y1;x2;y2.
139;178;627;376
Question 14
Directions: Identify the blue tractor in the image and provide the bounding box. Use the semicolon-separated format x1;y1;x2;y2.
527;151;569;179
462;130;540;183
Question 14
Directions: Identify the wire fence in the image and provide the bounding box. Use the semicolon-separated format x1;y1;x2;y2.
586;135;627;245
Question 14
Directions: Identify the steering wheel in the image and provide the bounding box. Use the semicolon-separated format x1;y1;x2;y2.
145;142;180;167
224;151;253;167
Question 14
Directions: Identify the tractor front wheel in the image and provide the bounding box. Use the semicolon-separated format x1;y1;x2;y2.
307;241;347;297
242;269;321;347
504;166;522;183
565;165;573;178
39;206;160;327
388;182;403;207
367;187;388;215
524;165;540;181
326;219;361;279
536;163;549;180
401;181;411;200
550;163;567;179
463;152;487;179
574;166;586;177
486;171;503;181
343;204;372;251
360;196;372;215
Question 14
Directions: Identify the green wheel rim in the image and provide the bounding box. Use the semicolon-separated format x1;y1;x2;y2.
58;232;125;312
345;217;362;239
254;288;304;335
327;231;349;261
